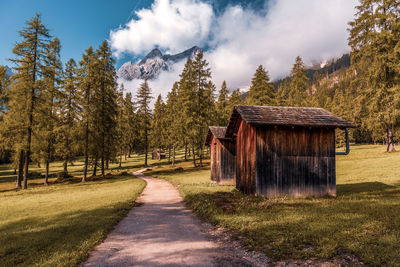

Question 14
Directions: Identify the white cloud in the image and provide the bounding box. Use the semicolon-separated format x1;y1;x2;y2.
208;0;358;89
110;0;213;57
112;0;358;101
119;60;186;108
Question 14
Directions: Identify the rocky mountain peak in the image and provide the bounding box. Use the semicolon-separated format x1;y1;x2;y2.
118;46;204;81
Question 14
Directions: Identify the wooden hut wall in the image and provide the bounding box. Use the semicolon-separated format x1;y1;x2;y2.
210;136;221;182
236;118;257;194
255;126;336;197
219;139;236;183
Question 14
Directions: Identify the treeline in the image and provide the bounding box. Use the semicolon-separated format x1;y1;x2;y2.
0;14;149;189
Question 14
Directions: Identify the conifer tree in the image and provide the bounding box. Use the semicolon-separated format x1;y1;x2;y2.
92;41;118;177
40;37;62;184
122;92;138;158
216;81;231;126
150;94;166;154
136;80;153;166
348;0;400;151
288;56;310;107
8;13;50;189
165;82;179;165
246;65;276;106
228;89;244;112
58;59;78;175
78;46;96;182
0;66;11;114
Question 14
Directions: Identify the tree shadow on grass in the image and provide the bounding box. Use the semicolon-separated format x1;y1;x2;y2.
181;182;400;265
337;182;396;195
0;202;137;267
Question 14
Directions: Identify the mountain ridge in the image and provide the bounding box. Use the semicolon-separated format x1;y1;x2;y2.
118;46;204;80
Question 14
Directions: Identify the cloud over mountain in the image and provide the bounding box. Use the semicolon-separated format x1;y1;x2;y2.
111;0;358;101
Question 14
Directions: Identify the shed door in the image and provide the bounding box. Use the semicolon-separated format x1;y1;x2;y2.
211;141;218;182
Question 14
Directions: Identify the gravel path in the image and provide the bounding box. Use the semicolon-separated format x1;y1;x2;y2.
84;169;269;267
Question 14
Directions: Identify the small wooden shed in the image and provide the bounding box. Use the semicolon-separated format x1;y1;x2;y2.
225;105;354;197
205;126;236;184
152;149;166;160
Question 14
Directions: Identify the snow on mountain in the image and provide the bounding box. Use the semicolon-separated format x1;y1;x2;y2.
118;46;203;80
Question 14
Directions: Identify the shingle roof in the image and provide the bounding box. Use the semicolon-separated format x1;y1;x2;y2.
226;105;355;137
205;126;228;146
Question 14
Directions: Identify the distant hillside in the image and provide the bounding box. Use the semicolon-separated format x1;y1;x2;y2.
274;54;350;89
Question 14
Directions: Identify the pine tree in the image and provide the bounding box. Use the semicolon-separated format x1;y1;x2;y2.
40;37;62;184
78;46;96;182
136;80;153;166
288;56;310;107
246;65;276;106
0;66;11;114
348;0;400;152
8;13;50;189
150;94;166;154
216;81;231;125
92;41;118;177
165;82;179;165
58;58;78;176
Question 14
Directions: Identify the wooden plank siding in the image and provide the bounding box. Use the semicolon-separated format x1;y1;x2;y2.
236;118;257;194
254;126;336;197
210;136;236;184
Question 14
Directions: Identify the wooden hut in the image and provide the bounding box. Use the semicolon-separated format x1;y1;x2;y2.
225;105;354;197
205;126;236;184
152;149;166;160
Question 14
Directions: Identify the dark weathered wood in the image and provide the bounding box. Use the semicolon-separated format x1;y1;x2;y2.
252;126;336;197
236;119;256;194
207;127;235;184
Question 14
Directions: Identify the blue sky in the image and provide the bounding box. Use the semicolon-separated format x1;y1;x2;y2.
1;0;357;99
0;0;266;68
0;0;153;67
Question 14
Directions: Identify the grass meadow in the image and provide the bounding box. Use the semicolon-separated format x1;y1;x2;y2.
0;152;175;266
146;145;400;266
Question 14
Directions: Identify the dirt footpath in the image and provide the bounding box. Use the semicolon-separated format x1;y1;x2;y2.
84;170;268;267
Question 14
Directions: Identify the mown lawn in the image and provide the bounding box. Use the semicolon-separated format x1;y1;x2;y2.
146;145;400;266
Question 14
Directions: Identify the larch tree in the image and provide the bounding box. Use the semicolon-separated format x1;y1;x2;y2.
40;37;62;184
58;58;79;176
150;94;166;155
216;81;231;126
348;0;400;152
8;13;50;189
136;80;153;166
246;65;276;106
165;82;179;165
288;56;310;107
92;41;118;177
78;46;96;182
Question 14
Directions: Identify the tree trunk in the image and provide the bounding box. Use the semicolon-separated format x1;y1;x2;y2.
37;161;41;168
386;127;395;152
16;150;24;189
168;146;171;164
128;148;131;158
199;144;203;167
119;148;122;168
44;160;49;185
192;140;197;167
144;146;148;166
63;159;68;173
172;144;176;167
184;142;188;161
93;157;98;176
106;159;109;170
101;155;105;178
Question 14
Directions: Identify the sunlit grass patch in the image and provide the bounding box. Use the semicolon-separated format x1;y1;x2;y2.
147;145;400;265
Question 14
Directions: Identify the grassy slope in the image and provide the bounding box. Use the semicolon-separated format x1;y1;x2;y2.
146;145;400;266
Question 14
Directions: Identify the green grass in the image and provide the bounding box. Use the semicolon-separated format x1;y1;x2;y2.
146;145;400;266
0;173;146;266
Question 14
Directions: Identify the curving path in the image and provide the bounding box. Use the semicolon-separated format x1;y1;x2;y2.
84;169;221;267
